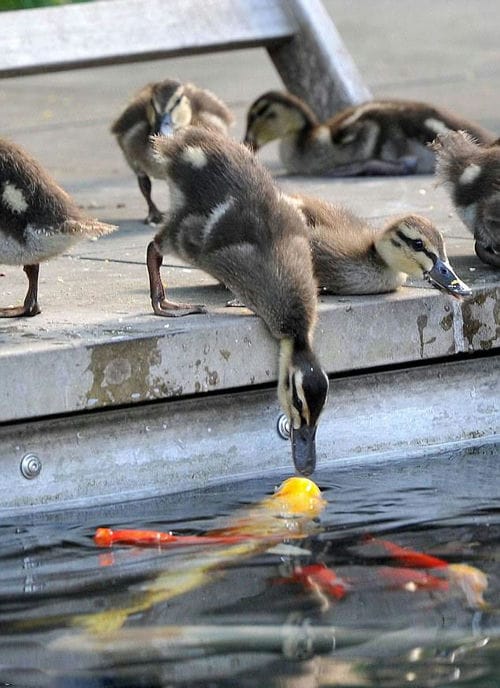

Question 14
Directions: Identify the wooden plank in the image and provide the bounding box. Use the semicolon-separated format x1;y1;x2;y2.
268;0;372;119
0;0;297;76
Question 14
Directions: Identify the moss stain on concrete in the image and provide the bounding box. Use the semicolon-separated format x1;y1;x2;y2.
84;338;163;407
416;313;436;359
461;291;499;350
440;312;453;331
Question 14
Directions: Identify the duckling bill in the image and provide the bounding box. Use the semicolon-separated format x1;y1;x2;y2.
149;127;329;475
432;130;500;268
0;138;116;317
111;78;234;225
244;92;496;176
286;194;471;299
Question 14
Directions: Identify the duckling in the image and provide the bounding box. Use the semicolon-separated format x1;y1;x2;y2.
148;127;329;475
432;130;500;268
285;194;471;298
111;79;234;224
244;92;496;176
0;138;116;317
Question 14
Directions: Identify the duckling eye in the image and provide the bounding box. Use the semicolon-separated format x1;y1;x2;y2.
252;104;270;121
412;239;424;251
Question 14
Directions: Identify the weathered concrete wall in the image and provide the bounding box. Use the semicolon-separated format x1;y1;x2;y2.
1;356;497;513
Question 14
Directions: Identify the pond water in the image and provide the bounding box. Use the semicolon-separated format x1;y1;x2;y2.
1;440;499;688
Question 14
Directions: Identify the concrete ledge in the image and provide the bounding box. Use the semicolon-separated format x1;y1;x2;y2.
0;280;498;423
1;355;497;514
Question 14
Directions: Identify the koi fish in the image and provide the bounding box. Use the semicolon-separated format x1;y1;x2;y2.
365;536;448;569
363;537;488;608
94;477;326;549
209;476;326;539
94;528;250;548
79;477;326;634
277;563;349;600
378;566;449;592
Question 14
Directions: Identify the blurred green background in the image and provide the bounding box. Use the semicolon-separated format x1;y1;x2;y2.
1;0;91;9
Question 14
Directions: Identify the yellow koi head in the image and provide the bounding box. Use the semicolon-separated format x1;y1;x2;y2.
268;477;326;518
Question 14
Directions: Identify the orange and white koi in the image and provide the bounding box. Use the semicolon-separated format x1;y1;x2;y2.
278;563;350;600
364;536;488;608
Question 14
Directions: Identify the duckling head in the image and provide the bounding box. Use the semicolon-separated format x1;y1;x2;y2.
278;338;329;476
244;91;317;151
147;79;193;136
375;215;472;299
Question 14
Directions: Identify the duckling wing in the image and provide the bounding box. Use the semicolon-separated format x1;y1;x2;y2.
110;83;154;137
0;139;116;262
479;193;500;248
0;140;79;235
204;231;317;341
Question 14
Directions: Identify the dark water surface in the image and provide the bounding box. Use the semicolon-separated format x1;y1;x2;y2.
1;440;499;687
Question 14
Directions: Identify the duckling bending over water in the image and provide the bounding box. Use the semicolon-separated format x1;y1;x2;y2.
432;130;500;268
111;79;234;224
148;127;329;475
244;92;495;176
286;194;471;298
0;138;116;317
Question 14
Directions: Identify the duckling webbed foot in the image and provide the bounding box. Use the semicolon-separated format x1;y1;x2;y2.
153;298;206;317
0;264;41;318
0;303;41;317
325;156;418;177
146;241;206;317
137;174;163;225
475;241;500;268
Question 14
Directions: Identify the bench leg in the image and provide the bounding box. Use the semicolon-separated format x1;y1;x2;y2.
267;0;372;120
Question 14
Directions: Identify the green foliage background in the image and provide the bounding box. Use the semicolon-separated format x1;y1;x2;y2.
0;0;91;9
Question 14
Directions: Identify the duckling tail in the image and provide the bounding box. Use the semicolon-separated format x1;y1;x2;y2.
63;219;118;237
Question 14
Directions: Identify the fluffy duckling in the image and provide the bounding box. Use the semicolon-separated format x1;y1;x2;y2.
244;92;496;176
148;127;329;475
111;79;234;224
0;138;116;317
432;130;500;268
286;194;471;298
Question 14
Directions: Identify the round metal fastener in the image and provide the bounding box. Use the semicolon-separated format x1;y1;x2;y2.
276;414;291;440
20;454;42;480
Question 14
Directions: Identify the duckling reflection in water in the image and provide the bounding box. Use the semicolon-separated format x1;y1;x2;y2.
111;78;234;224
285;194;471;299
244;91;495;176
432;130;500;268
0;137;116;317
148;128;328;475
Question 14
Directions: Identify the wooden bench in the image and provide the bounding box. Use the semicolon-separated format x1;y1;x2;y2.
1;0;371;119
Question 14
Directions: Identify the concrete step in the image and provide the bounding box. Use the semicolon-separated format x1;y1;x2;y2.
1;355;498;514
